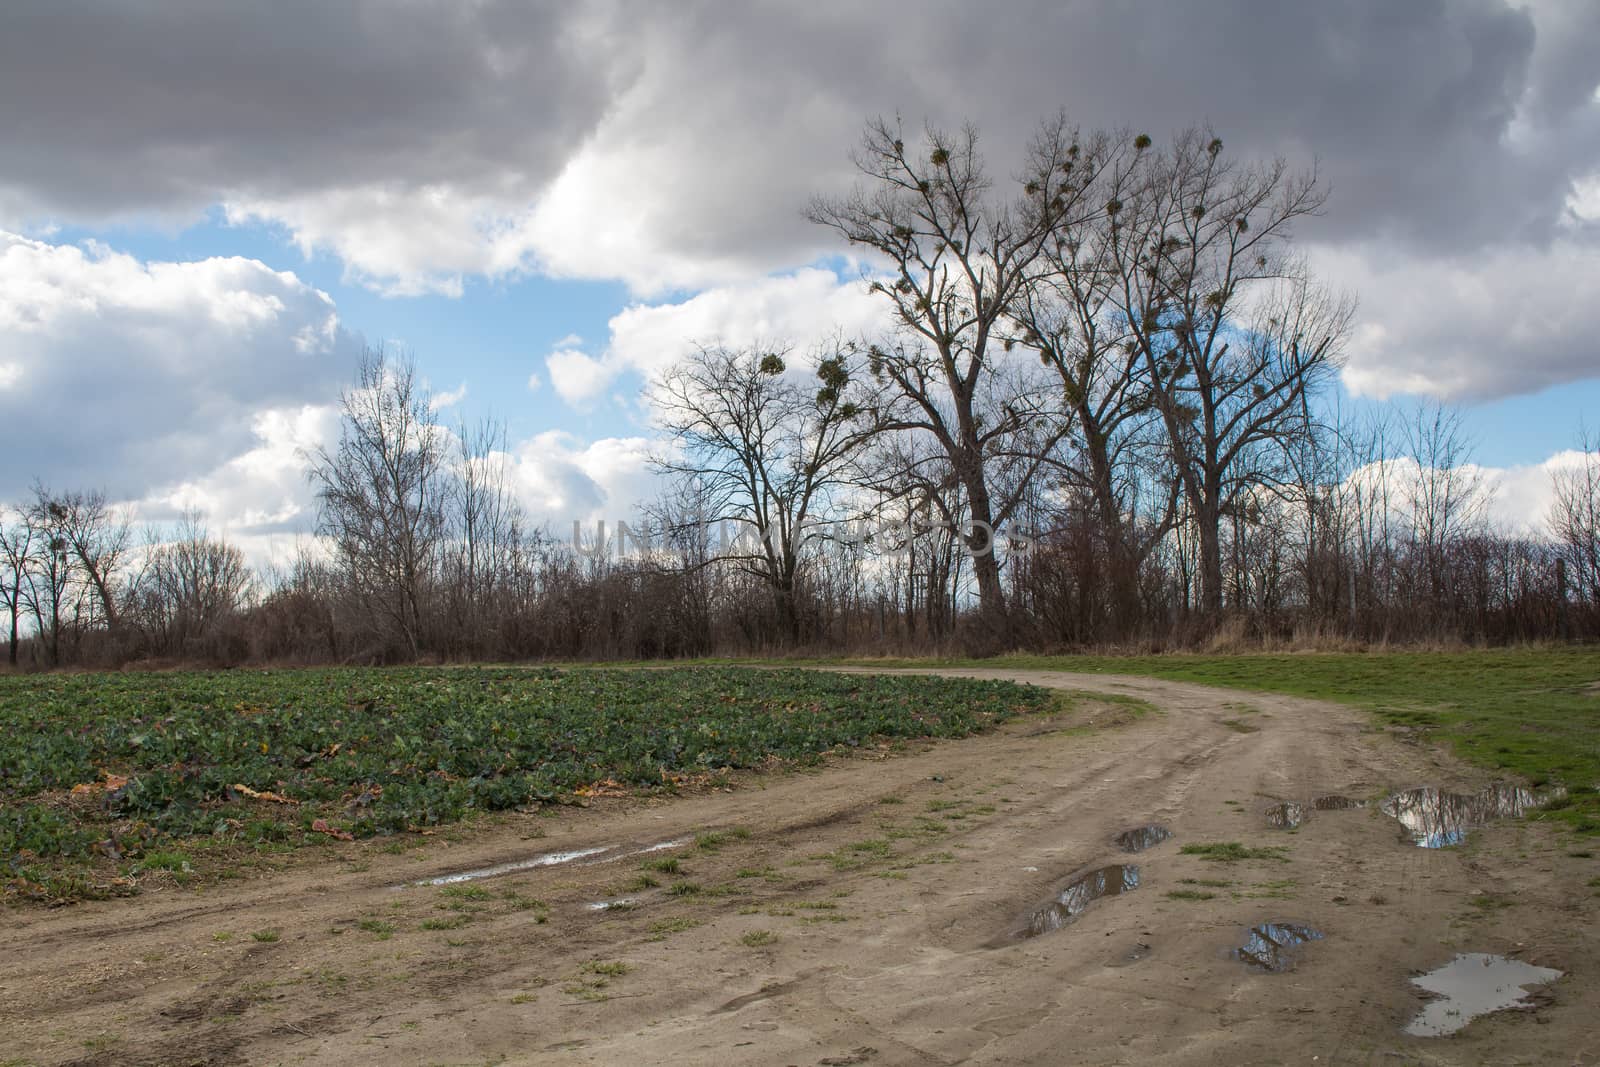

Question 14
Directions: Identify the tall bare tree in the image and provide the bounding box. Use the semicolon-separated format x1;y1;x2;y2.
1106;130;1350;619
807;117;1090;636
1549;425;1600;615
652;343;876;643
33;486;132;633
310;347;449;659
1009;129;1179;636
0;507;34;667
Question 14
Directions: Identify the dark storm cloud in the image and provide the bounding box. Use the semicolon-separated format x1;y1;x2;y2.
0;0;621;218
4;0;1593;251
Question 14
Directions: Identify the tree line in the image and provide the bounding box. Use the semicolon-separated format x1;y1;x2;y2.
2;117;1598;668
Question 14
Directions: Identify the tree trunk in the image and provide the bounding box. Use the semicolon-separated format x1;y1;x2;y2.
1195;494;1225;621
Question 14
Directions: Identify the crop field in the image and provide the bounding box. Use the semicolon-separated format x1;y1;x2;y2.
0;666;1050;902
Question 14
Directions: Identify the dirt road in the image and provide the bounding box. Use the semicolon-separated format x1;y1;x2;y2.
3;669;1595;1066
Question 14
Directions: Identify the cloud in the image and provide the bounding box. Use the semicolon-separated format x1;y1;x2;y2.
508;431;657;526
1325;238;1600;401
429;381;468;411
545;347;612;410
0;230;356;500
134;403;341;569
2;1;1598;402
542;267;888;408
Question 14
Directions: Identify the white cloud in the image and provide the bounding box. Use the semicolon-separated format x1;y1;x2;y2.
1321;238;1600;401
526;369;543;392
135;403;341;568
223;187;546;299
508;431;658;525
545;347;612;410
1481;449;1600;535
540;267;889;410
0;230;355;500
429;381;468;411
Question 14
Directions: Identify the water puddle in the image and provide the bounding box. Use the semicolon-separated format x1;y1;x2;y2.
1231;921;1324;972
1313;795;1364;810
1380;784;1566;848
1265;802;1306;829
586;898;640;911
1113;824;1172;852
1022;865;1141;937
403;837;691;888
1404;953;1563;1037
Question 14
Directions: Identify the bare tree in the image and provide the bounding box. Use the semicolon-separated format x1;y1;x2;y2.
1548;424;1600;618
134;512;253;654
310;347;450;659
32;486;132;633
1106;130;1349;619
446;416;525;654
19;495;80;665
1402;402;1490;619
0;506;34;667
807;117;1090;636
652;343;876;643
1009;129;1179;637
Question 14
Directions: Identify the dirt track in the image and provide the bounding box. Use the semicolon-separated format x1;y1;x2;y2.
3;669;1596;1066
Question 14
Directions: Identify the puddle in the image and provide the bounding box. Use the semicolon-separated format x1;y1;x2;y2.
412;846;613;887
586;898;640;911
1404;953;1563;1037
1313;795;1364;810
1023;865;1141;937
1380;784;1566;848
403;837;691;888
1231;922;1324;972
1113;824;1172;852
1265;802;1306;829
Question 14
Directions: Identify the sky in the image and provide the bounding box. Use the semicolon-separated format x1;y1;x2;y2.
2;0;1599;564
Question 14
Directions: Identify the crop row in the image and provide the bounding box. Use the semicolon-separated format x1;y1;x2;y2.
0;666;1049;883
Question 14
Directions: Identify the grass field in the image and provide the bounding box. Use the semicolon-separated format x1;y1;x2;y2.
849;647;1600;835
0;666;1051;901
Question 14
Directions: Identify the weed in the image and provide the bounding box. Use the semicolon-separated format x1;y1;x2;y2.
357;918;396;938
1179;842;1289;863
740;929;779;947
1166;889;1215;901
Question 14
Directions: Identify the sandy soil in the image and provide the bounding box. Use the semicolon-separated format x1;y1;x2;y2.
2;668;1596;1066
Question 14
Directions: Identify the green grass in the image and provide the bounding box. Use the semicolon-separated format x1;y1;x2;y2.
1166;888;1215;901
1180;842;1290;863
582;960;631;977
0;665;1049;899
844;648;1600;834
